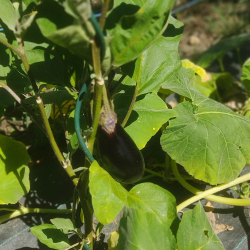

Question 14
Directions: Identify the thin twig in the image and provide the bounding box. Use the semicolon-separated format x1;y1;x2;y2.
121;83;138;127
0;81;45;133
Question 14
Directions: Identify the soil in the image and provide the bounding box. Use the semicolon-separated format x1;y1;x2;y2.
175;0;250;59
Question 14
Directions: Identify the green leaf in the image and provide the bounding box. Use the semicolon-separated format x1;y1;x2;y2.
241;58;250;92
117;208;176;250
0;0;17;31
106;0;175;66
89;161;128;225
177;203;225;250
25;49;67;86
126;183;176;227
31;224;70;250
0;135;30;204
122;16;183;95
37;18;93;62
16;11;37;38
50;218;74;234
160;67;250;184
124;92;177;149
193;33;250;68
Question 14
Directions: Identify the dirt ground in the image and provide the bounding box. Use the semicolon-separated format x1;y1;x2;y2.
175;0;250;59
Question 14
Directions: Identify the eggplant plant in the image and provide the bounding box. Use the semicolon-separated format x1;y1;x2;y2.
1;0;250;249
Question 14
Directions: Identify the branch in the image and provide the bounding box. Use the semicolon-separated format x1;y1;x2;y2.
0;206;72;224
121;83;138;127
172;160;250;212
0;81;45;133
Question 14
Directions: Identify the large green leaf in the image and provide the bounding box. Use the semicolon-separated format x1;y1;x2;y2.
177;203;225;250
106;0;175;66
241;58;250;93
160;67;250;184
118;208;176;250
25;49;67;86
193;33;250;68
37;19;93;62
89;161;128;225
0;135;30;204
36;0;95;62
122;16;183;95
124;92;177;149
50;218;74;234
126;183;176;227
31;224;70;250
0;0;17;31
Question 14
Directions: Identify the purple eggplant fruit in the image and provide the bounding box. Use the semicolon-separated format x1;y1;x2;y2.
96;112;145;184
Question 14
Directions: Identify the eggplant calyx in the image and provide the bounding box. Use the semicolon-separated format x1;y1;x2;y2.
99;111;117;134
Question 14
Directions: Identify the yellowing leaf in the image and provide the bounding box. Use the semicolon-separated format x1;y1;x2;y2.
182;59;210;82
108;232;119;250
51;100;76;119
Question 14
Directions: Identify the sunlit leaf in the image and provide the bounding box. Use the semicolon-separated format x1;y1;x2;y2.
106;0;175;66
177;203;225;250
127;183;177;227
160;67;250;184
118;208;176;250
31;224;70;250
89;161;128;225
122;16;183;95
0;135;30;204
0;0;17;31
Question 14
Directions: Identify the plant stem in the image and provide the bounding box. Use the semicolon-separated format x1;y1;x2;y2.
98;0;111;31
0;81;45;133
0;36;78;185
121;83;138;127
88;43;104;154
0;206;72;224
218;57;225;72
145;168;163;178
110;74;126;96
36;97;78;186
77;169;93;249
172;160;250;212
0;37;22;57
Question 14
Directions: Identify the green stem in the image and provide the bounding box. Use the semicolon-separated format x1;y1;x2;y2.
236;47;242;66
0;37;22;57
110;74;126;97
98;0;111;31
0;37;77;185
0;206;72;224
121;83;138;127
145;168;163;178
36;96;78;186
77;169;93;249
218;57;225;72
88;41;104;154
172;160;250;212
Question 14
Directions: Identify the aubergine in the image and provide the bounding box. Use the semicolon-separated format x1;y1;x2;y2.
95;112;145;184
